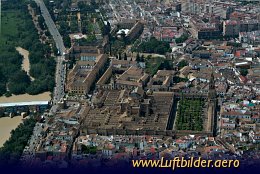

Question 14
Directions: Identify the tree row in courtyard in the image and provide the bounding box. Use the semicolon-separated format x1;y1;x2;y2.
175;98;204;131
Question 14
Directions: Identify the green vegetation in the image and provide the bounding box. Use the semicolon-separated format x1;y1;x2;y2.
177;60;188;69
0;70;7;96
145;56;173;76
78;0;98;13
70;20;79;33
173;77;189;83
202;18;209;23
236;0;260;5
175;34;189;44
81;145;97;155
227;42;242;47
64;35;72;48
59;21;70;36
0;117;36;166
134;37;170;55
77;35;97;45
111;39;126;56
8;71;31;95
240;68;248;76
100;21;111;36
38;15;46;30
145;56;163;76
45;0;103;48
136;53;145;62
0;1;56;96
175;98;205;131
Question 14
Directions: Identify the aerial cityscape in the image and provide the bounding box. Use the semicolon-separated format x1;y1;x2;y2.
0;0;260;172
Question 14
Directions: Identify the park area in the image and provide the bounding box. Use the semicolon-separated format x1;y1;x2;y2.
0;10;23;46
175;98;205;131
0;2;56;97
145;56;173;76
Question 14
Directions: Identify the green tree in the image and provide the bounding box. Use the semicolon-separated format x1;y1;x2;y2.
0;70;7;96
0;117;36;166
38;15;45;30
178;60;188;69
155;45;168;55
137;37;170;55
0;0;56;96
136;53;140;62
140;55;145;62
159;60;173;70
64;35;71;48
175;34;189;44
8;71;31;95
240;68;248;76
124;53;127;60
59;21;70;35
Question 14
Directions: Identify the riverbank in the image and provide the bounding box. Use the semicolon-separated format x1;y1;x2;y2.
0;116;24;147
0;92;51;103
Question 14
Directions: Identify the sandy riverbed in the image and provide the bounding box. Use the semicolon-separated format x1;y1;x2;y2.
0;116;24;147
0;92;51;103
16;47;35;81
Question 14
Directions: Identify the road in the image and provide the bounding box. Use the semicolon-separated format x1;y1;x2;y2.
34;0;66;113
20;0;67;163
20;123;43;165
35;0;65;54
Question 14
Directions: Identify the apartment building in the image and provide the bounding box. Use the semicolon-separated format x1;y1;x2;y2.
189;17;221;39
239;30;260;45
223;20;260;37
181;0;204;14
181;0;234;19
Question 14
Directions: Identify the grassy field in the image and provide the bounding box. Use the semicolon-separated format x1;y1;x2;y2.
145;56;165;76
145;56;174;76
0;10;23;49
